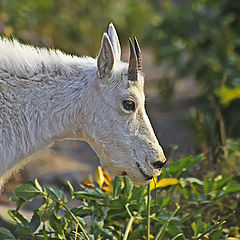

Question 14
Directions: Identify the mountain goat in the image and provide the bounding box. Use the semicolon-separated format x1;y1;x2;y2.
0;23;166;189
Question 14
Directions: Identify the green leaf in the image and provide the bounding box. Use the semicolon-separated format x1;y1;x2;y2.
8;210;32;235
8;209;29;227
113;176;122;199
185;177;203;185
155;204;180;240
34;178;43;192
204;177;213;196
67;180;74;197
29;211;41;232
12;183;41;201
71;207;92;218
123;176;134;198
130;186;144;202
224;181;240;193
38;200;55;221
76;216;86;229
75;188;106;200
196;219;203;236
191;222;197;237
10;193;25;210
167;222;183;237
44;186;66;202
90;219;104;238
0;227;16;240
190;183;201;200
128;228;145;240
211;229;223;240
107;208;128;221
169;155;203;177
160;197;171;208
176;182;190;199
212;176;231;192
49;214;64;234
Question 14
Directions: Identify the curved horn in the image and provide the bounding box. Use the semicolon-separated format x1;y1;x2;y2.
134;37;142;71
128;38;137;81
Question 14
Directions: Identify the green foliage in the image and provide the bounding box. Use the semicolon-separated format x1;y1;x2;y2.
1;153;239;239
216;86;240;105
0;0;152;55
0;227;16;240
0;1;239;239
146;0;240;159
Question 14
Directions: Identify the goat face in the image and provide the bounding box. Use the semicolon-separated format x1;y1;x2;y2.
85;24;166;184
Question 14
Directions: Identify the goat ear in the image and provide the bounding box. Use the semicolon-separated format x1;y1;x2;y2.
97;33;114;79
107;23;121;61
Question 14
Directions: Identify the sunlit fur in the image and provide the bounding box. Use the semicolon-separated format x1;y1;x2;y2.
0;24;166;189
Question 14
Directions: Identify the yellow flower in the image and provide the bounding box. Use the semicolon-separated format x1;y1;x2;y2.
210;193;216;199
102;168;112;186
101;185;113;194
81;179;96;189
150;177;179;191
95;166;113;193
96;166;105;188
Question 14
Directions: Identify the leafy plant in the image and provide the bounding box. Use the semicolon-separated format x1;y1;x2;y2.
146;0;240;162
0;154;239;239
0;0;152;55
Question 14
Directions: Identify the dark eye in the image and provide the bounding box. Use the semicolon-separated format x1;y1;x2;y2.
122;100;136;112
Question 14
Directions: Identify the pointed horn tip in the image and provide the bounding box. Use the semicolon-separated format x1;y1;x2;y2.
128;38;135;49
109;22;115;29
133;36;141;51
134;37;140;47
133;36;142;71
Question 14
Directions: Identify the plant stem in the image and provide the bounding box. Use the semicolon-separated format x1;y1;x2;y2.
123;216;135;240
60;203;90;240
147;184;151;240
42;192;90;240
193;211;235;240
123;203;135;240
155;204;180;240
171;233;184;240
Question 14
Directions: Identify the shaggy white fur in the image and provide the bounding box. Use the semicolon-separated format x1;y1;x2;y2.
0;24;166;188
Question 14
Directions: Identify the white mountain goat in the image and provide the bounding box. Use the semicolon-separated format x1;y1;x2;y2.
0;24;166;189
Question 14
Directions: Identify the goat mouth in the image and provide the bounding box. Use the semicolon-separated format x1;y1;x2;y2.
136;162;153;181
121;171;128;176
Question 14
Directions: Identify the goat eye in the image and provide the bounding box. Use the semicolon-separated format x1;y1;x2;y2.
122;100;136;112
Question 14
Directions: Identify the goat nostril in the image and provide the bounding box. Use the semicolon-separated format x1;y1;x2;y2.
121;171;127;176
152;160;167;169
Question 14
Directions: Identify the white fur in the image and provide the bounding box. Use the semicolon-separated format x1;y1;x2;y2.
0;24;166;189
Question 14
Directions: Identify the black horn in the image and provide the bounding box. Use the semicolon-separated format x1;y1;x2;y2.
128;38;137;81
134;37;142;71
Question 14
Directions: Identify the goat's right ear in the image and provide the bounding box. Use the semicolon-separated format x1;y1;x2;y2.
97;33;114;79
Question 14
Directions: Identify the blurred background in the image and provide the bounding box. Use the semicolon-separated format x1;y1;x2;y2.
0;0;239;224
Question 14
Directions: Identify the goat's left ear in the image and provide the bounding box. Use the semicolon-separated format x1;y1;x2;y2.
97;33;114;79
